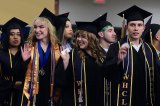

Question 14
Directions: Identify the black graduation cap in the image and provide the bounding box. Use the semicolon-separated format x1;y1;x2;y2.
93;12;107;22
56;12;70;30
76;22;97;35
143;24;160;43
1;17;28;33
145;16;152;28
118;5;152;23
56;12;70;42
141;16;152;38
93;12;113;32
57;12;69;19
39;8;57;26
0;17;28;43
0;17;28;49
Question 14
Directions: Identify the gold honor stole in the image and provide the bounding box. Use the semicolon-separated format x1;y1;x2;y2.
116;41;154;106
22;42;60;105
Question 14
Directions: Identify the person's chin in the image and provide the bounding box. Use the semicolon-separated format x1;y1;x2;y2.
79;46;85;49
11;45;20;48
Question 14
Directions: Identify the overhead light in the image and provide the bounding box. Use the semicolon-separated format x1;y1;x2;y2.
94;0;106;4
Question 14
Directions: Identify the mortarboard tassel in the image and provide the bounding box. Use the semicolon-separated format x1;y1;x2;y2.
150;29;153;45
121;14;125;39
0;30;2;48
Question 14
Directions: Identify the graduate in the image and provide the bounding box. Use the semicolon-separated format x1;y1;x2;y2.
0;17;28;106
143;24;160;57
142;24;160;106
106;5;160;106
93;12;117;52
61;21;112;106
20;8;65;106
56;12;73;53
93;12;117;106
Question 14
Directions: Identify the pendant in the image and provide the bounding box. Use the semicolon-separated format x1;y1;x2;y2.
39;68;45;76
78;92;83;103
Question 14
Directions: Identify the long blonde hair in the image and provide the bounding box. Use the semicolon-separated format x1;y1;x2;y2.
27;17;59;46
75;30;106;65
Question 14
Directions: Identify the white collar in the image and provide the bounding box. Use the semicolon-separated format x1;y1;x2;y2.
157;50;160;55
131;43;142;52
103;48;108;53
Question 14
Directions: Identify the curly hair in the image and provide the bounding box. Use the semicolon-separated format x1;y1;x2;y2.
27;17;59;46
75;30;106;65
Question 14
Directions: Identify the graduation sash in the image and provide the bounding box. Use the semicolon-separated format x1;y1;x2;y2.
72;49;87;106
117;41;154;106
22;42;60;106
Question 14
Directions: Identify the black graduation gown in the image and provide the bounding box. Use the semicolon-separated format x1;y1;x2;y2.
106;38;160;106
0;49;28;106
148;44;160;106
35;51;52;106
62;49;106;106
34;50;64;106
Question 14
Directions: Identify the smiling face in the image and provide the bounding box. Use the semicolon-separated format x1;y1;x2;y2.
33;19;49;40
9;29;21;47
127;20;145;40
76;31;89;50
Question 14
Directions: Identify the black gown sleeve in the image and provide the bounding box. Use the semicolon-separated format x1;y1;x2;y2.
54;57;65;87
102;43;123;83
152;48;160;106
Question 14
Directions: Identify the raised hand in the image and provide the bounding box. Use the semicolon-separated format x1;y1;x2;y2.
117;43;129;64
21;43;31;61
60;46;70;70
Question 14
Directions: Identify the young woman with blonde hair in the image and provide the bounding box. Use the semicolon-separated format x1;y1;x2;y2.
21;17;64;106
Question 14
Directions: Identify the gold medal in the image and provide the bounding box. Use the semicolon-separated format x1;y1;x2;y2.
39;68;45;76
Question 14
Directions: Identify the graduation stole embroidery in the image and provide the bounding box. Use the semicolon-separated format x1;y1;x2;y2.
22;42;60;106
117;41;154;106
72;49;87;106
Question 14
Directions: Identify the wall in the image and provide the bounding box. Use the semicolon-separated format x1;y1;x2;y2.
59;0;160;27
0;0;55;25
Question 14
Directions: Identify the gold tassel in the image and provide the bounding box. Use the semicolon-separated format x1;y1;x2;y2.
150;29;153;45
121;14;125;39
0;30;2;48
50;83;54;97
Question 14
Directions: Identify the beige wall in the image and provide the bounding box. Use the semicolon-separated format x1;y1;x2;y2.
0;0;55;26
